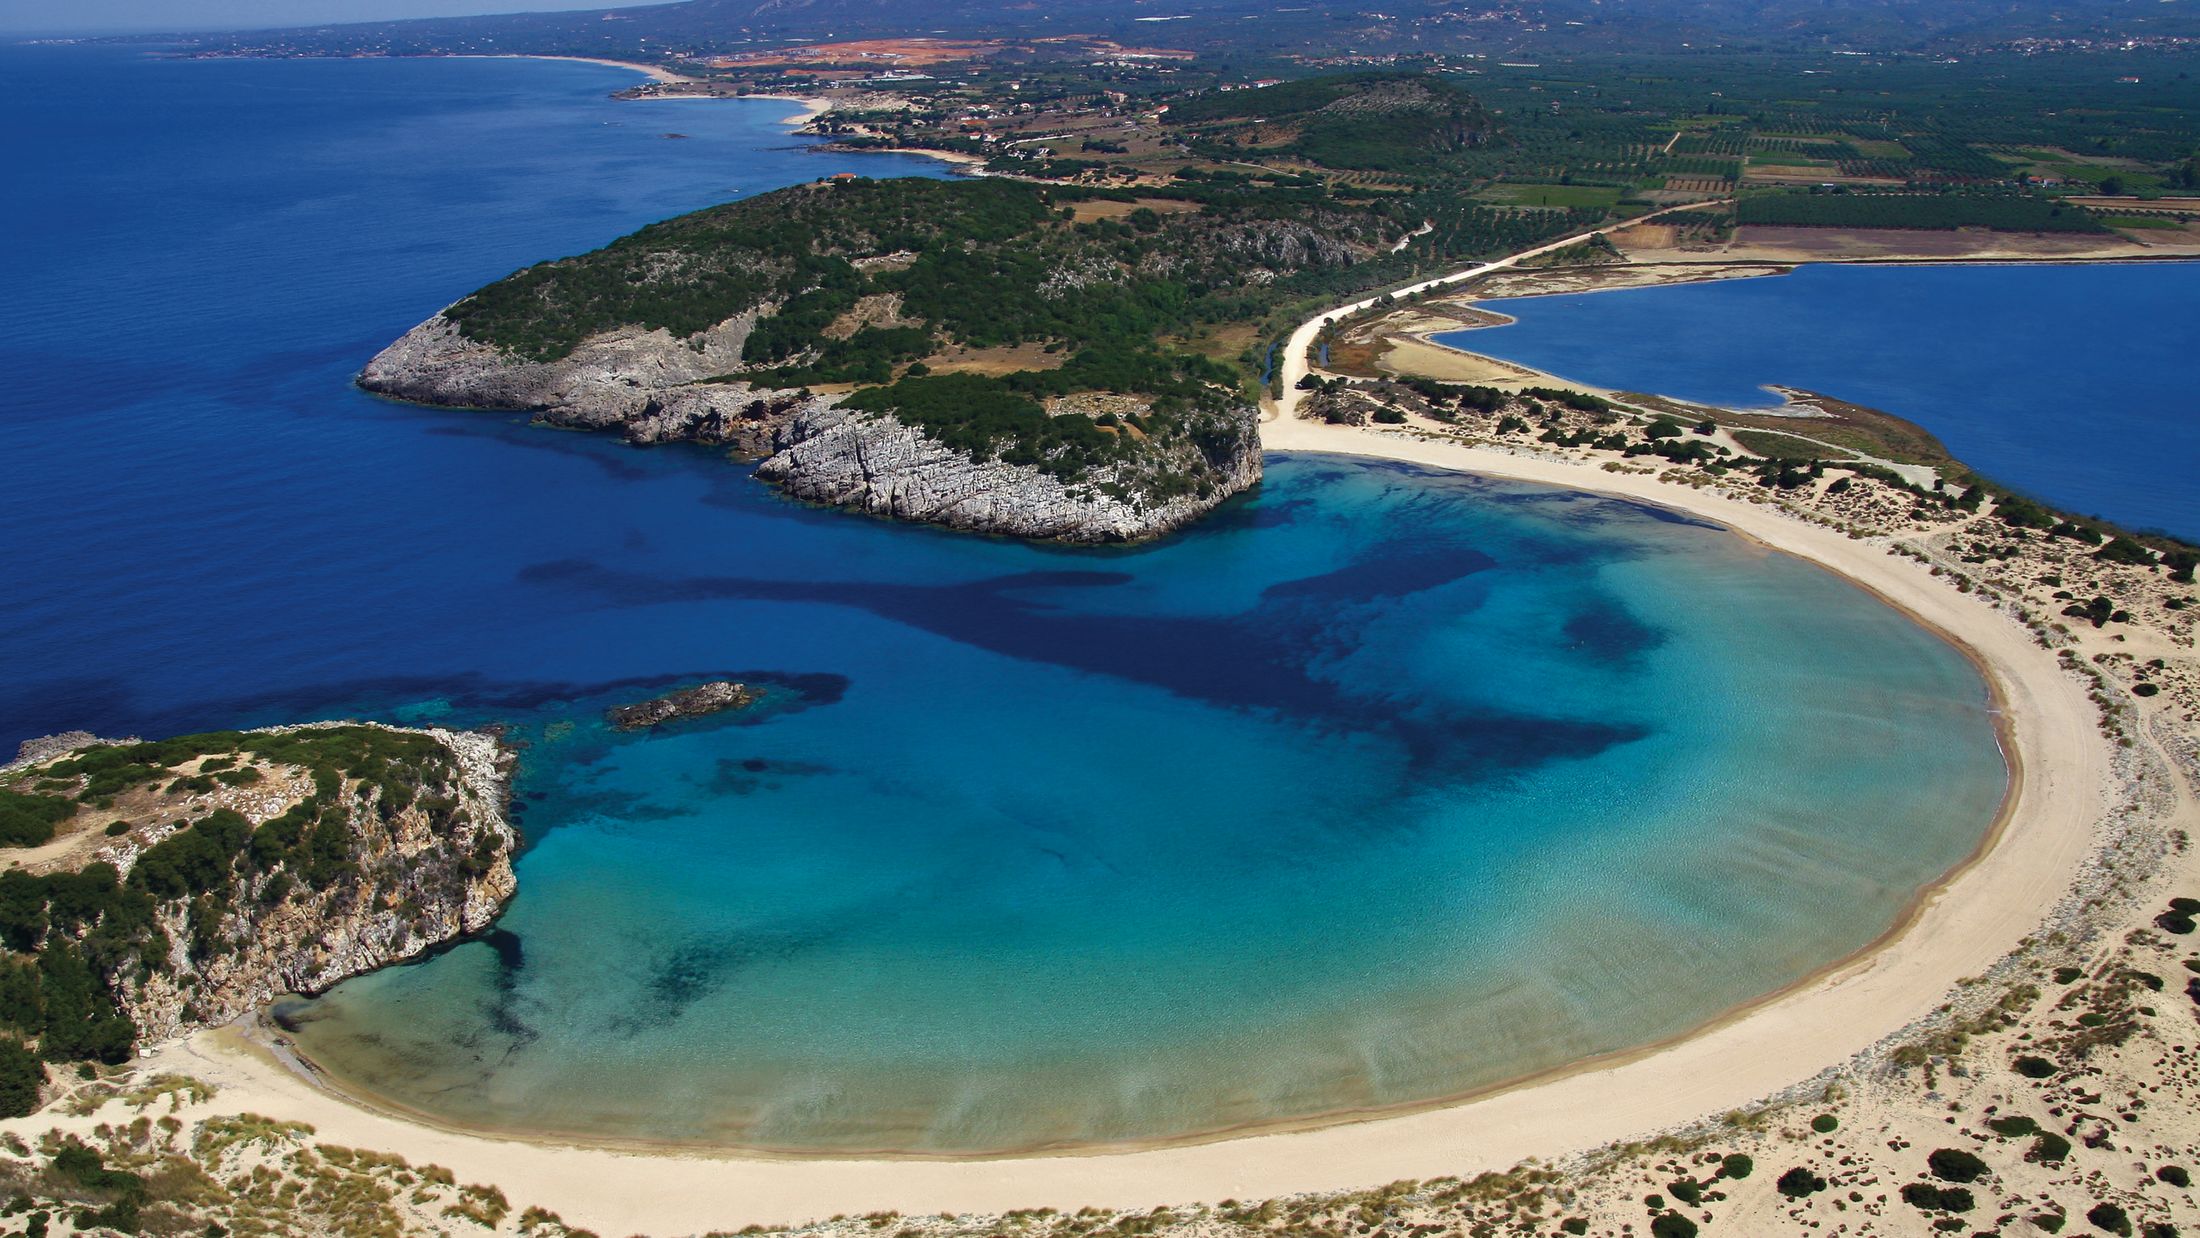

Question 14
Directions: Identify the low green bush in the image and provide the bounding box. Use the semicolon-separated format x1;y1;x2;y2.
2031;1132;2074;1164
2088;1201;2132;1236
1902;1183;1976;1213
0;791;73;849
1777;1167;1827;1199
0;1040;43;1118
1928;1148;1989;1182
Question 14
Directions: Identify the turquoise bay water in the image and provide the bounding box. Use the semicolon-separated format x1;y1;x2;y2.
0;47;2007;1152
277;458;2008;1151
1434;262;2200;539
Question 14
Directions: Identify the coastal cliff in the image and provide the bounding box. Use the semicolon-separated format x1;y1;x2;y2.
0;724;517;1055
360;310;1263;543
360;312;791;453
755;398;1260;541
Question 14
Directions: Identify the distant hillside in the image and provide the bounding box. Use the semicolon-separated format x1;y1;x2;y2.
154;0;2200;61
1165;74;1500;175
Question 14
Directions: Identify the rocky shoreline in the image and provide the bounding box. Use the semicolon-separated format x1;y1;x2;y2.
358;312;1262;544
1;723;519;1048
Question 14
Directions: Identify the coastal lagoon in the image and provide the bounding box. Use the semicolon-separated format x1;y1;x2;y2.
3;48;2006;1152
1434;262;2200;539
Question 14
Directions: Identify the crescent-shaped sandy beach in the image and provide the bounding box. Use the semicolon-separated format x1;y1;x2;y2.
32;397;2140;1234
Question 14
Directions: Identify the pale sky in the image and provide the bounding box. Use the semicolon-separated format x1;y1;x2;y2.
0;0;661;35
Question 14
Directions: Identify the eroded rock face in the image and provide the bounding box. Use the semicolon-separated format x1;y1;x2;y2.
359;313;1261;543
757;402;1262;543
95;726;518;1045
358;313;791;453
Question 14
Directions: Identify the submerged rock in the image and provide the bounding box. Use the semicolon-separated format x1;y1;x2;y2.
605;680;759;731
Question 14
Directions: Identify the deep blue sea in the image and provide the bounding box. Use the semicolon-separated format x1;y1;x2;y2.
1436;262;2200;538
2;45;2008;1152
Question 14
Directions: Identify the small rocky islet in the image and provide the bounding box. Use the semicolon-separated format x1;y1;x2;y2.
603;680;758;731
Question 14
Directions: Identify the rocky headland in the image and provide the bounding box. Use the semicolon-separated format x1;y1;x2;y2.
358;310;1261;543
0;723;518;1054
346;176;1436;544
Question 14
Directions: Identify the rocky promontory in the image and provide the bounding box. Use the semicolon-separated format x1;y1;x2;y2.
351;177;1347;544
359;310;1262;544
0;723;518;1055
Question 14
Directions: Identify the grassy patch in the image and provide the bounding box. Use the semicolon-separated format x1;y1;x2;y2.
1731;429;1858;462
2101;214;2183;230
1738;191;2106;233
1479;183;1624;209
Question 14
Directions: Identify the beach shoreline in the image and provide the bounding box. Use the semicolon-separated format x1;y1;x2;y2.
63;409;2120;1231
827;143;992;169
452;56;839;126
461;53;699;85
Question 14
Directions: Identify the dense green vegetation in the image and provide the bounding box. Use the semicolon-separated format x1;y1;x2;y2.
448;178;1054;361
0;727;486;1111
844;374;1113;479
0;791;73;849
1737;191;2106;233
1166;72;1500;173
841;354;1245;490
1445;52;2200;188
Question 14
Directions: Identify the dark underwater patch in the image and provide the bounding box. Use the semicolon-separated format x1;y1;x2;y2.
478;928;538;1046
1562;602;1667;666
707;756;836;796
514;554;1646;779
0;667;852;756
1260;539;1497;603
